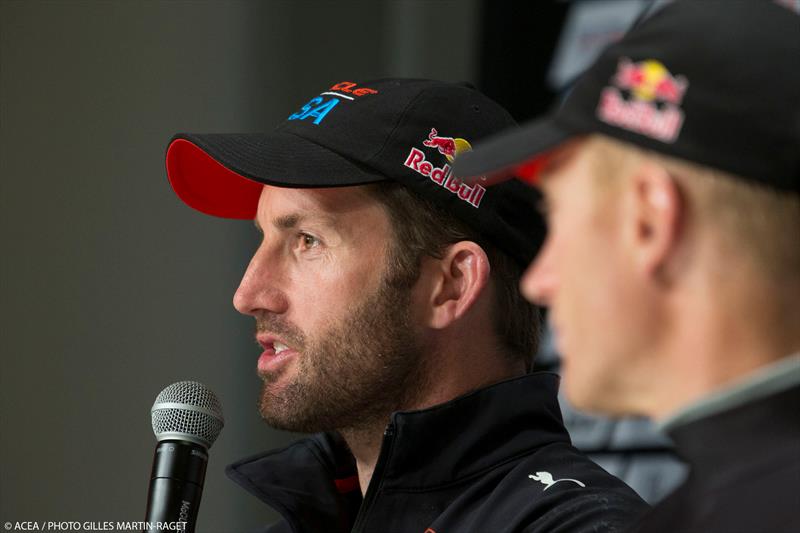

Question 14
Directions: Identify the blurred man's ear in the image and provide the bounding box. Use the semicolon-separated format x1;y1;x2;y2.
626;160;684;284
425;241;491;330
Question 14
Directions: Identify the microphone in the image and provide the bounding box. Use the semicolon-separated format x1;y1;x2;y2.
145;381;224;533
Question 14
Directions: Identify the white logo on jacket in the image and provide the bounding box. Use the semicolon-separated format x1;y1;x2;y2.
529;471;586;491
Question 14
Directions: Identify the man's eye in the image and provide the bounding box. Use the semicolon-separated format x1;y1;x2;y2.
298;232;320;249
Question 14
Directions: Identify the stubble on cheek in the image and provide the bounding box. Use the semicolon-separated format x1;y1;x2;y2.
255;278;427;434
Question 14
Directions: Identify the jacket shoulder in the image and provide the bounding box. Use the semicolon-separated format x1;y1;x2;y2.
514;444;649;531
630;462;800;533
430;442;649;532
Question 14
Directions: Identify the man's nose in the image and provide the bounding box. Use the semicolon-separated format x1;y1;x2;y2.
520;237;557;306
233;245;289;316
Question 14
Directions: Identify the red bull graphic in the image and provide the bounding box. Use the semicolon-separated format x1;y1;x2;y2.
404;129;484;208
596;57;689;143
423;128;473;163
614;58;688;104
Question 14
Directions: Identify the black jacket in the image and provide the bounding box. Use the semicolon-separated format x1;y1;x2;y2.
629;383;800;533
227;373;647;533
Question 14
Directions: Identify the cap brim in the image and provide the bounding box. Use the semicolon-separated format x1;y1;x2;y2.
453;117;575;185
166;132;386;219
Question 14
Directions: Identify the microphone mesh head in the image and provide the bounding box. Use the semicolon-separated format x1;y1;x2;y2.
151;381;224;449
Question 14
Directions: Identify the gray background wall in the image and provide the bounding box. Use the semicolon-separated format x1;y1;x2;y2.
0;1;479;531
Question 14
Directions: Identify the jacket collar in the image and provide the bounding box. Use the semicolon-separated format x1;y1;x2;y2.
661;353;800;432
381;372;569;489
667;382;800;485
226;372;569;529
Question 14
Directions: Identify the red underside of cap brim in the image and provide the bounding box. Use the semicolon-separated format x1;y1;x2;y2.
166;138;262;219
512;151;554;186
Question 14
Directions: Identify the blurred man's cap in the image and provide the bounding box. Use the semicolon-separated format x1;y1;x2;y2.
166;78;545;266
454;1;800;193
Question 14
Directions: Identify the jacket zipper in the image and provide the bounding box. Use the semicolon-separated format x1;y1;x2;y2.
351;422;396;533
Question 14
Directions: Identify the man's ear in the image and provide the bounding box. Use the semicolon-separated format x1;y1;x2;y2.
626;160;684;282
426;241;491;330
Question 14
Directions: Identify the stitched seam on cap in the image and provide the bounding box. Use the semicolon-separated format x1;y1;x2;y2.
365;84;448;166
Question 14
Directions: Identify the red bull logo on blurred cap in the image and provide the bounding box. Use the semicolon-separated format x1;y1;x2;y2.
404;128;485;208
614;58;688;104
597;57;689;143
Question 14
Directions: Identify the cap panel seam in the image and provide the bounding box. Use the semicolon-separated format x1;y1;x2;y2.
365;85;448;167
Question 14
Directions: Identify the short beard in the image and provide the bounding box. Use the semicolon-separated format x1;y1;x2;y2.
256;270;427;434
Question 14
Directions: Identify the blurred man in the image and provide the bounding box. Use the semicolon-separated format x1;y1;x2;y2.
165;79;646;532
455;2;800;532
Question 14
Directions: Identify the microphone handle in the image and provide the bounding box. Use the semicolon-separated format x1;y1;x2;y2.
145;440;208;533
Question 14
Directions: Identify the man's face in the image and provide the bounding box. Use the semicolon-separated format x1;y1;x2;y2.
234;185;427;433
520;140;650;414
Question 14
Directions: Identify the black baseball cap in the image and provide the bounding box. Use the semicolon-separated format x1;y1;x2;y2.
166;78;545;266
454;1;800;193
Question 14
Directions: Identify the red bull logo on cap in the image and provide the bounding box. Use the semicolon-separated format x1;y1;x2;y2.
404;128;485;208
422;128;472;163
614;58;688;105
597;57;689;143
